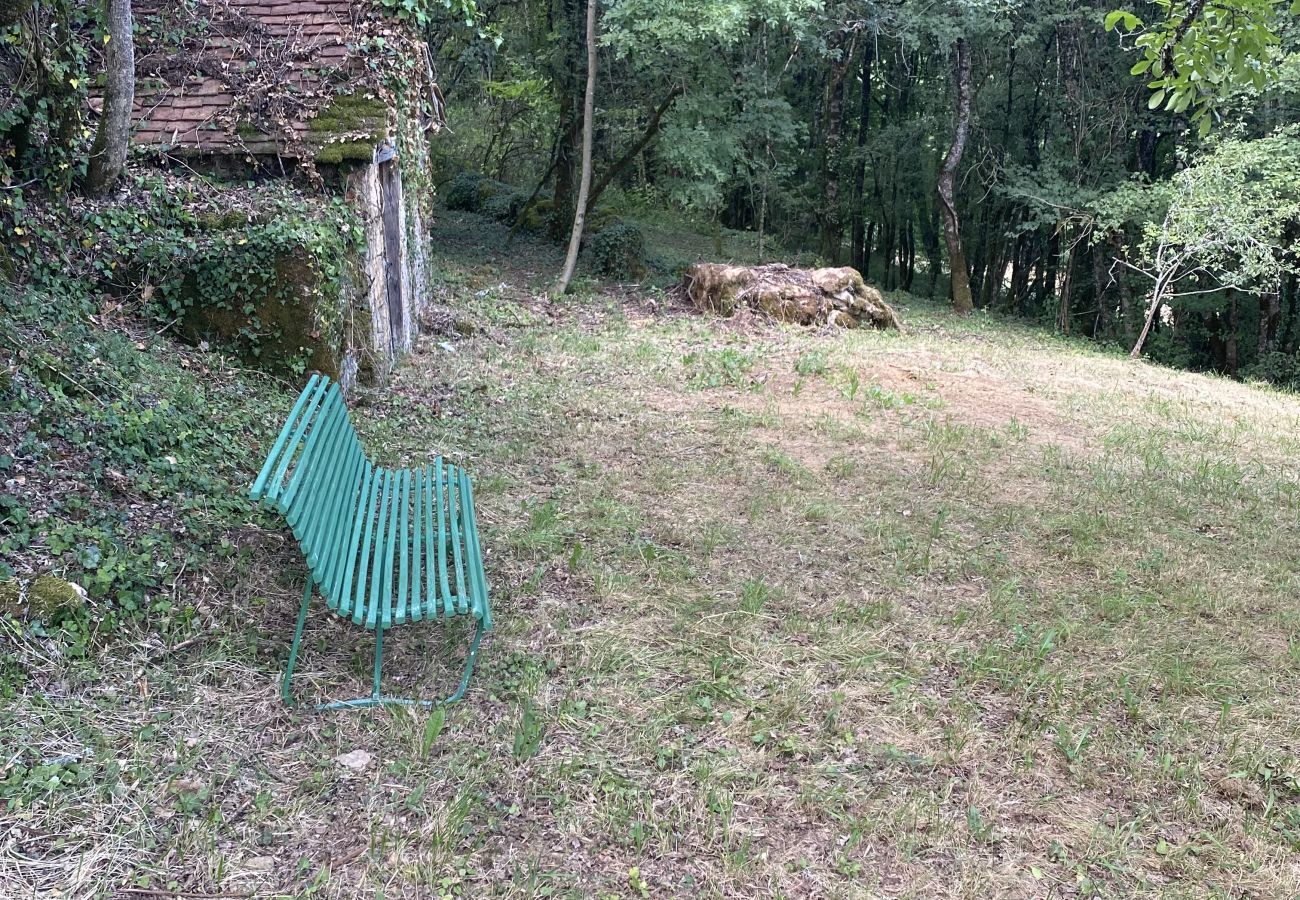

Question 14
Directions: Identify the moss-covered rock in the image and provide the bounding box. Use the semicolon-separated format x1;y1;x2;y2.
0;575;87;620
442;172;483;211
0;577;19;617
179;251;348;383
441;173;523;218
29;575;85;619
515;197;553;232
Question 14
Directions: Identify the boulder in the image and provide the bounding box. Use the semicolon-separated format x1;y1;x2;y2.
683;263;902;330
0;574;88;621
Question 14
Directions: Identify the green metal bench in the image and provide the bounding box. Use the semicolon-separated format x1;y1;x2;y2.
250;374;492;710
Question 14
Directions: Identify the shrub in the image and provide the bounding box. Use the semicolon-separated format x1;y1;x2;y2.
481;189;527;223
586;223;647;280
442;172;484;211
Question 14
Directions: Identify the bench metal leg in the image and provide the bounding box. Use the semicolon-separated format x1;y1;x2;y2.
315;616;487;711
281;578;314;707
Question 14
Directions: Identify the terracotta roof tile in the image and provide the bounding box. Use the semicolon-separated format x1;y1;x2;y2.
131;0;387;158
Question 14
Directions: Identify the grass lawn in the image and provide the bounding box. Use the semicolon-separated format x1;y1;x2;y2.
6;212;1300;898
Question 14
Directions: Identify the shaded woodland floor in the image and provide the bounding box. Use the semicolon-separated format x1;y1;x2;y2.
7;211;1300;898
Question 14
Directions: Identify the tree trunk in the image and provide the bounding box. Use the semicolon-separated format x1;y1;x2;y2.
819;36;855;265
1131;268;1175;358
902;219;916;291
549;0;583;241
1282;271;1298;353
1258;287;1281;356
937;36;974;315
1225;288;1239;376
84;0;135;196
1056;235;1075;335
555;0;596;294
1090;241;1110;338
850;40;874;273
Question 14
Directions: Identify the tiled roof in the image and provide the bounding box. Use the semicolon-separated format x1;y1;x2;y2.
131;0;381;157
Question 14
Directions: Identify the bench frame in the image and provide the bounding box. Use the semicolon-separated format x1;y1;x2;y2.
252;374;492;711
281;578;487;710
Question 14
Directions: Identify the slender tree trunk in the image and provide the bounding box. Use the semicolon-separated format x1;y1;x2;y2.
1131;273;1172;358
850;40;874;273
1043;231;1059;309
1056;234;1075;335
1091;241;1110;338
84;0;134;196
549;0;583;241
864;221;875;280
922;198;941;297
1282;271;1298;353
556;0;596;294
1225;288;1240;376
1258;292;1276;356
937;36;974;314
903;219;916;291
819;36;855;265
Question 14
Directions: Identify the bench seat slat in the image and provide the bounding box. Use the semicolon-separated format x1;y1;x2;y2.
353;468;388;625
402;467;421;626
448;465;468;616
281;388;346;515
292;397;352;560
436;459;453;619
264;379;330;507
365;470;395;630
420;465;435;624
335;463;378;619
316;447;366;605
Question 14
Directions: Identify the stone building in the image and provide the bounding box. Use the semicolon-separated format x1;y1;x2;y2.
128;0;444;390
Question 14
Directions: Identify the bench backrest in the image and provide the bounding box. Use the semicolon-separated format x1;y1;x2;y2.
250;374;490;631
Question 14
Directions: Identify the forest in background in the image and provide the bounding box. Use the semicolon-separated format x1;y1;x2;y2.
425;0;1300;385
3;1;1300;385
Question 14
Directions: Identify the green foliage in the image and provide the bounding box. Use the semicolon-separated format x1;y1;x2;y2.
0;290;289;626
0;0;97;193
586;223;648;279
1139;130;1300;292
512;699;545;760
682;347;758;389
11;174;363;374
377;0;482;30
1106;1;1299;132
443;171;540;230
443;172;485;211
602;0;820;56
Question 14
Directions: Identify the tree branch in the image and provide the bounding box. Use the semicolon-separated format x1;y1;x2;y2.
584;84;684;214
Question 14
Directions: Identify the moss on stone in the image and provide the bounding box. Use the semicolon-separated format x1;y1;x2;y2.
315;141;377;165
178;247;352;383
310;94;387;138
0;577;20;617
310;93;388;166
27;575;85;619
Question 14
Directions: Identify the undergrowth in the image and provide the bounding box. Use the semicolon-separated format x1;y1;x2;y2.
0;288;291;635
